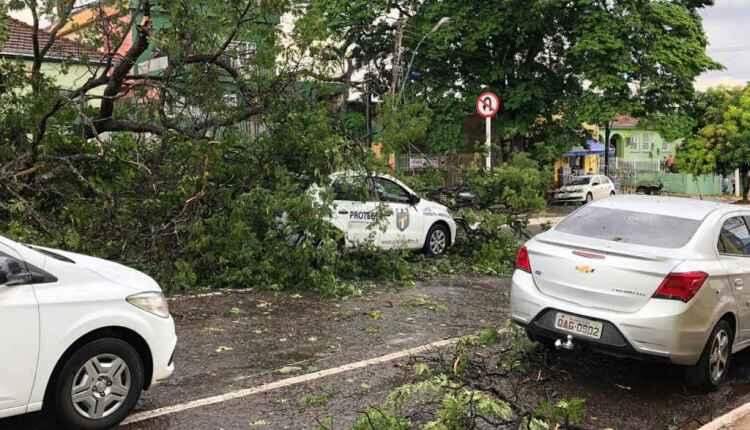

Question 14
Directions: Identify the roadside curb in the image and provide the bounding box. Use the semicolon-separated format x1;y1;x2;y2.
699;403;750;430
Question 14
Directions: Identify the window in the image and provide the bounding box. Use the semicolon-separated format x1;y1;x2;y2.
640;141;651;151
626;136;639;148
566;176;591;186
555;207;702;248
0;247;56;285
332;176;372;202
662;142;669;151
227;41;257;68
718;217;750;255
373;178;412;204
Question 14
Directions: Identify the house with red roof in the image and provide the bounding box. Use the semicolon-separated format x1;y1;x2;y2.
1;17;105;91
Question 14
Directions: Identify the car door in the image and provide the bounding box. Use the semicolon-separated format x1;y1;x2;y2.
717;215;750;342
592;176;606;199
0;242;40;416
372;177;424;249
331;176;381;246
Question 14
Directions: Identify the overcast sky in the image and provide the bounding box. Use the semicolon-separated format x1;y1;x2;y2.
697;0;749;90
10;2;747;91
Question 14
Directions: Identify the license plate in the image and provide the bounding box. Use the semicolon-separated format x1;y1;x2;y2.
554;313;603;339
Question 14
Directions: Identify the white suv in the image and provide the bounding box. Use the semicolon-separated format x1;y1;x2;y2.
0;235;176;429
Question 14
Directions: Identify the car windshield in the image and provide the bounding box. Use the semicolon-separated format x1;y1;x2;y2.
555;206;702;248
565;177;591;186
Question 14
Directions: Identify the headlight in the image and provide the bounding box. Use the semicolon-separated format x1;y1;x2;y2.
127;292;170;318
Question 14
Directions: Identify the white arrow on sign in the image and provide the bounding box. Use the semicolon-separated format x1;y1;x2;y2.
476;92;501;118
476;92;502;170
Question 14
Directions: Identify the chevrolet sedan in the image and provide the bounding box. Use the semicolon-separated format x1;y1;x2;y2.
512;195;750;389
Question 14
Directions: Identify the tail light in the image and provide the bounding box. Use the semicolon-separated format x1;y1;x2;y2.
652;272;708;303
515;246;532;273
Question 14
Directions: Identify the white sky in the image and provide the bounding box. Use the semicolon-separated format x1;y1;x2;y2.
697;0;750;90
11;3;745;91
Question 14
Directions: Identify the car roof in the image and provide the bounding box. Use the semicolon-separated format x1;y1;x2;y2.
590;195;731;221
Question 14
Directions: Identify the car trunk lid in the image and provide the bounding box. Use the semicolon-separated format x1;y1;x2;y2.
528;234;683;313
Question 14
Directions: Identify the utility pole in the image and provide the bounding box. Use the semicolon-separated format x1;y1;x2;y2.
390;19;404;96
604;121;611;176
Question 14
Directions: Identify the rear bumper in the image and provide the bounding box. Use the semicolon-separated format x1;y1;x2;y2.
553;193;585;202
510;270;711;365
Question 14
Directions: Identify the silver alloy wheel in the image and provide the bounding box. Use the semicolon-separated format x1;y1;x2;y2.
429;229;447;255
709;329;730;384
71;354;131;420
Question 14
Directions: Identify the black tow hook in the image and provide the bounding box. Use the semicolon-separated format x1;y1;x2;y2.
555;334;575;351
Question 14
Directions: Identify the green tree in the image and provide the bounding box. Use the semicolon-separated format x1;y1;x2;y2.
298;0;720;160
679;86;750;200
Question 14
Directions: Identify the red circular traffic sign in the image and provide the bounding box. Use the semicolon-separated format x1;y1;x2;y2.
476;92;502;118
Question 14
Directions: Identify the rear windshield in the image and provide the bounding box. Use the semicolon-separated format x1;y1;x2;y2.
555;206;702;248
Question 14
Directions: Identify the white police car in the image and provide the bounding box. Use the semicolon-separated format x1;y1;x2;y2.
318;172;457;256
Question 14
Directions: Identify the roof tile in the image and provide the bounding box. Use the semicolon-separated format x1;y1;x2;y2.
1;17;103;63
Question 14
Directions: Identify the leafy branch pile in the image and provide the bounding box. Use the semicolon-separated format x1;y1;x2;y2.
350;325;587;430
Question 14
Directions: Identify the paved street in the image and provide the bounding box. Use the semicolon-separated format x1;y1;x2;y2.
0;277;507;429
3;276;750;429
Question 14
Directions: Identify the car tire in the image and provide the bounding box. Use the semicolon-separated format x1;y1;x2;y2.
610;191;616;197
52;338;145;430
687;320;733;391
585;193;593;204
424;223;450;257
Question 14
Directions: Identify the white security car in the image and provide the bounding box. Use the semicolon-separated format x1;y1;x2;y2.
318;172;457;256
553;175;615;204
512;196;750;389
0;235;176;429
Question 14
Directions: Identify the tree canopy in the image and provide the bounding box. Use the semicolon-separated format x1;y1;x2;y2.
679;86;750;199
298;0;720;157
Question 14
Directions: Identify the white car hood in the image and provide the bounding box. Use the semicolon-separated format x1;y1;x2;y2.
32;246;160;292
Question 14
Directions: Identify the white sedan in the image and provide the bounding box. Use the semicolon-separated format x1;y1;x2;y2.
0;235;176;429
512;195;750;389
316;172;457;256
553;175;615;204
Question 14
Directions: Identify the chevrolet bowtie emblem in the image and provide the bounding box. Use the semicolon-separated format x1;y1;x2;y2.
576;265;595;274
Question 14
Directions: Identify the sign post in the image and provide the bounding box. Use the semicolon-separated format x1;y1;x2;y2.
476;92;502;170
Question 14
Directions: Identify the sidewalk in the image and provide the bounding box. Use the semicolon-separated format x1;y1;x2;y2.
700;403;750;430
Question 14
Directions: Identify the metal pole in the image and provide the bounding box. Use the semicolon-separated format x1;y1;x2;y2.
604;122;611;177
485;117;492;171
365;82;372;146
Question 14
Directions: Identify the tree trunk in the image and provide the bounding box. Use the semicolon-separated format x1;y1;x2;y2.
743;166;750;202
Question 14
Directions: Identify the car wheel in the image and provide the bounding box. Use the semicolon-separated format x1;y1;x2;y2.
52;338;145;430
610;191;616;197
585;193;593;204
687;320;733;391
424;224;449;257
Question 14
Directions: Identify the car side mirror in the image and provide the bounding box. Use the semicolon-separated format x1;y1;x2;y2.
409;194;421;206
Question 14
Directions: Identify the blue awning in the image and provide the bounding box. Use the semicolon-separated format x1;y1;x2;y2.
564;139;616;157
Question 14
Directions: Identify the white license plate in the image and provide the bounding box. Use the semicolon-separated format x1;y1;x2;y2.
554;313;603;339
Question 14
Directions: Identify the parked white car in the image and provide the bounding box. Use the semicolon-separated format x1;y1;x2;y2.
553;175;615;204
0;235;176;429
315;172;457;256
512;196;750;389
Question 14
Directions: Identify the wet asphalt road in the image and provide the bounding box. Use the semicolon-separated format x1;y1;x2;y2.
7;271;750;429
0;277;507;430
